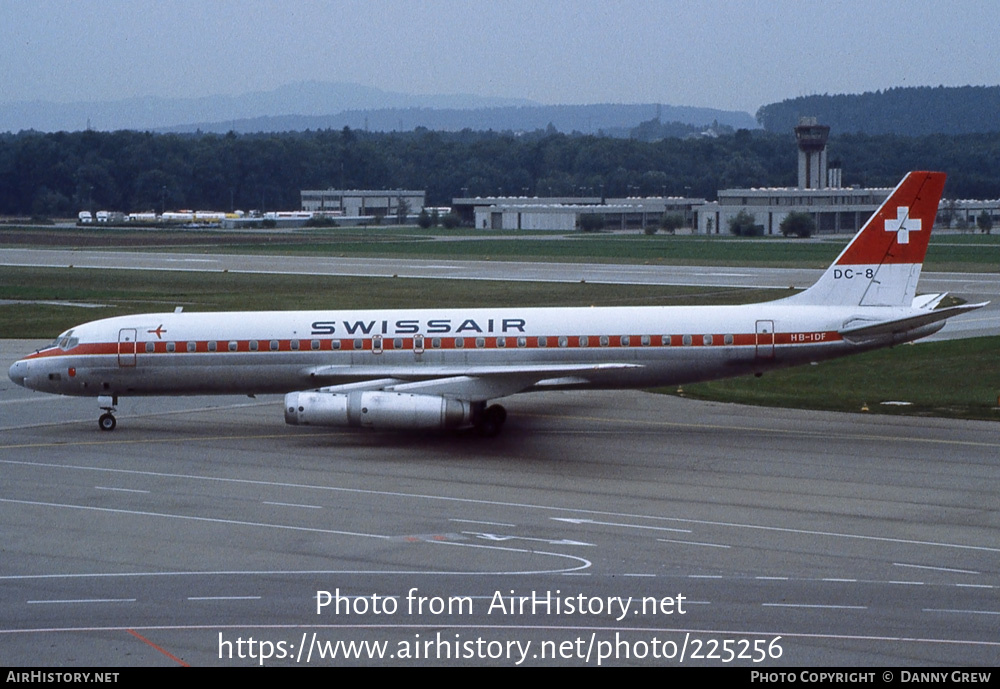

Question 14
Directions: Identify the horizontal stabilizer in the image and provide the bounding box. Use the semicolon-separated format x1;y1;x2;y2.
839;302;988;340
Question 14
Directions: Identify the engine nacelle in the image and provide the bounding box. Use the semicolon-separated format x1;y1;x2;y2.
284;391;473;430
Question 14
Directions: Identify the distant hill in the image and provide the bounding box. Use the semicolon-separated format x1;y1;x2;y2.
158;103;757;136
756;85;1000;135
0;79;756;136
0;81;536;133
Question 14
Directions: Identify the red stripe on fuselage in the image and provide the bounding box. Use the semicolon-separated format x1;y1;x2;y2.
24;330;845;361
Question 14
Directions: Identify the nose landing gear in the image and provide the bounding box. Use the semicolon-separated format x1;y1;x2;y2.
98;395;118;432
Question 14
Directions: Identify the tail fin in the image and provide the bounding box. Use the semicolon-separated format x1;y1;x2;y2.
783;171;946;307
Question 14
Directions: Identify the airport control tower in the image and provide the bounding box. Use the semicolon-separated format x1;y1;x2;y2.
795;117;830;189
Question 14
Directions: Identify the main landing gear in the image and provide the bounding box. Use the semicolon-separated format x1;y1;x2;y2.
473;402;507;437
98;395;118;432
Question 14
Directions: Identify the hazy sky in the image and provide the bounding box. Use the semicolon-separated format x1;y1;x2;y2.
2;0;998;112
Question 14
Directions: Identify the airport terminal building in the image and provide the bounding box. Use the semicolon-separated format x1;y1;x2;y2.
453;195;705;232
300;189;426;219
694;118;892;235
695;184;892;235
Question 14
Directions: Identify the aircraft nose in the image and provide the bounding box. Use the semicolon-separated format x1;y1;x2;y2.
9;360;27;387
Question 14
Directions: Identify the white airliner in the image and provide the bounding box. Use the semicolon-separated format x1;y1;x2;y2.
8;171;985;435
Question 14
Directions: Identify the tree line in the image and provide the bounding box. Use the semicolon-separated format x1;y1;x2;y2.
756;85;1000;136
2;126;999;218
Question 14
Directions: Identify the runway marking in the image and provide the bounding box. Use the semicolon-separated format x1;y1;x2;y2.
450;519;517;527
887;581;925;586
756;576;789;580
463;531;595;547
0;399;282;434
894;562;980;575
2;458;998;557
657;538;730;549
0;497;393;540
0;498;593;580
923;608;1000;616
95;486;150;494
552;517;692;534
187;596;261;601
762;603;867;610
535;411;1000;451
127;629;190;667
821;578;857;583
263;501;323;510
424;539;593;573
27;598;136;605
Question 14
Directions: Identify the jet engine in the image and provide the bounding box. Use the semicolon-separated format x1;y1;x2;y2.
284;390;473;430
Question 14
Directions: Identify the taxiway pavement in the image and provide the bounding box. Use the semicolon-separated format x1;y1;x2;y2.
1;340;997;667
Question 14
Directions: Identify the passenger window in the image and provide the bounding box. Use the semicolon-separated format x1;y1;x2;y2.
517;337;526;348
311;340;320;350
724;334;734;345
600;335;609;347
558;336;568;348
290;340;299;350
621;335;630;347
229;341;238;351
497;337;506;348
431;337;441;349
682;335;692;346
249;341;259;351
270;340;279;351
145;342;155;353
476;337;485;348
538;336;547;347
353;339;363;350
579;335;589;347
166;342;176;353
661;335;671;346
332;340;341;350
394;338;403;349
455;338;464;349
208;341;217;352
703;335;713;346
641;335;650;346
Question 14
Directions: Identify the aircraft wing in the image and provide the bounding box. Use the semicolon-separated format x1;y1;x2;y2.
839;301;988;341
304;362;643;401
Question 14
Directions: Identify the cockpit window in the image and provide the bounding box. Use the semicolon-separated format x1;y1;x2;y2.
55;330;78;350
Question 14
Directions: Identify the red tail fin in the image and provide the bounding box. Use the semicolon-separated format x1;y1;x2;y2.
784;171;946;307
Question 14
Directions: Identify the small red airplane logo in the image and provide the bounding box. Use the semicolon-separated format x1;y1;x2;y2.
148;324;166;339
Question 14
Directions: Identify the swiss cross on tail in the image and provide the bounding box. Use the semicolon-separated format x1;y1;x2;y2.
782;171;947;307
835;171;946;266
885;207;920;244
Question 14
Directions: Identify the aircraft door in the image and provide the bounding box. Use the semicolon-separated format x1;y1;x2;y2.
413;334;425;355
118;328;137;367
755;320;774;360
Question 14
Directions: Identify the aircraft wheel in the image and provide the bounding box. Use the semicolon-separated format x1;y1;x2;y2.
98;413;117;432
476;404;506;437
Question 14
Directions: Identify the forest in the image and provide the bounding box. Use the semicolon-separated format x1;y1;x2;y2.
756;85;1000;136
3;125;1000;218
